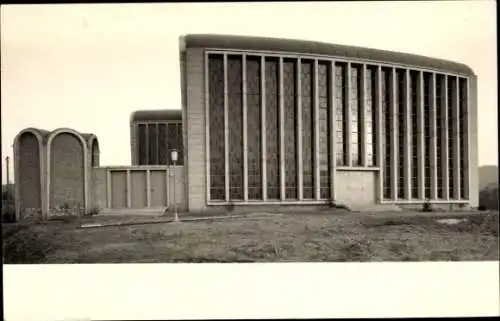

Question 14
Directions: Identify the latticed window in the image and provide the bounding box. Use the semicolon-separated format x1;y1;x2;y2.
410;71;419;199
397;69;406;200
283;59;297;200
318;61;331;199
447;76;456;199
208;54;226;200
246;56;262;200
382;67;392;199
335;63;347;166
265;58;281;200
423;72;432;199
350;65;362;166
459;77;468;199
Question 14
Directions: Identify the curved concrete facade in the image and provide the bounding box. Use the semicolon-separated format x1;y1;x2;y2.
13;128;49;219
14;127;96;219
180;34;478;212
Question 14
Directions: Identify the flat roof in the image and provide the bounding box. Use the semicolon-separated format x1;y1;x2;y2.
130;109;182;123
182;34;475;76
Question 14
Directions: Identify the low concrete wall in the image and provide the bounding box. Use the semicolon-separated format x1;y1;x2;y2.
91;165;187;213
335;170;377;208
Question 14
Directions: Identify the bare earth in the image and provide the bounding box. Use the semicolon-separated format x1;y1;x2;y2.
2;211;498;263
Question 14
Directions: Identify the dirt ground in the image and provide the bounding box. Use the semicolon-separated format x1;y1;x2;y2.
2;211;498;263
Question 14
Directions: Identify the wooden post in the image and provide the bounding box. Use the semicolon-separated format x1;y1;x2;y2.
76;202;82;227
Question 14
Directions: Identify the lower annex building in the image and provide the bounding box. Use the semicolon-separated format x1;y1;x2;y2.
13;34;478;218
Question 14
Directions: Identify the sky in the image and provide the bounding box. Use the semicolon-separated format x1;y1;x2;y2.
1;1;497;184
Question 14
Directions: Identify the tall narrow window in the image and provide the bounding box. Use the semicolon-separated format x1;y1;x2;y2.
423;72;432;200
366;66;376;167
459;77;468;199
148;124;158;165
246;56;262;200
350;64;362;166
382;67;392;200
158;123;167;165
208;54;226;200
435;74;444;199
227;55;244;200
335;63;347;166
447;76;456;199
410;71;419;199
318;61;331;199
283;58;297;199
138;124;147;165
302;60;315;199
397;69;406;199
265;58;281;200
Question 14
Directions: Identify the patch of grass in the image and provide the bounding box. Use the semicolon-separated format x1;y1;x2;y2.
2;223;63;263
2;211;498;263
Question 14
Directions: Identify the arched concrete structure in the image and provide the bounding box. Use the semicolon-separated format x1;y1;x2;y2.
13;128;48;220
89;136;100;168
46;128;89;212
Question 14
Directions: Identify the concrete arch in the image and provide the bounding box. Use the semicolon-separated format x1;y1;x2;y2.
88;135;100;168
46;128;89;212
13;128;48;220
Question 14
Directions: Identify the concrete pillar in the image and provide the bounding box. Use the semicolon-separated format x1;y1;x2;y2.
279;57;285;201
146;169;151;208
260;56;267;201
453;77;461;200
313;59;321;200
106;169;112;208
417;71;425;200
442;75;450;200
404;69;412;200
376;65;384;202
242;54;249;201
297;58;303;200
223;54;230;202
329;60;337;202
126;170;131;208
360;64;368;167
391;68;398;201
430;73;438;200
345;62;352;167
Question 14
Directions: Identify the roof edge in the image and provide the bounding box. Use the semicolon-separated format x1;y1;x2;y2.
183;34;475;76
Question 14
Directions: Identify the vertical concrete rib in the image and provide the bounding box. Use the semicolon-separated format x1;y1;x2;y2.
442;75;450;200
126;169;131;208
391;68;398;201
223;54;230;202
204;52;211;202
106;169;112;208
464;77;470;199
376;65;383;202
279;57;285;201
329;60;337;202
430;73;438;200
453;77;461;200
313;59;321;200
417;71;425;200
146;169;151;208
297;58;303;200
404;69;412;200
345;62;352;167
260;56;267;201
242;54;249;201
361;64;368;167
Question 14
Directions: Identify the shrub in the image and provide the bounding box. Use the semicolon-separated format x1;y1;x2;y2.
422;200;433;212
2;223;60;264
328;200;351;211
85;206;101;216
